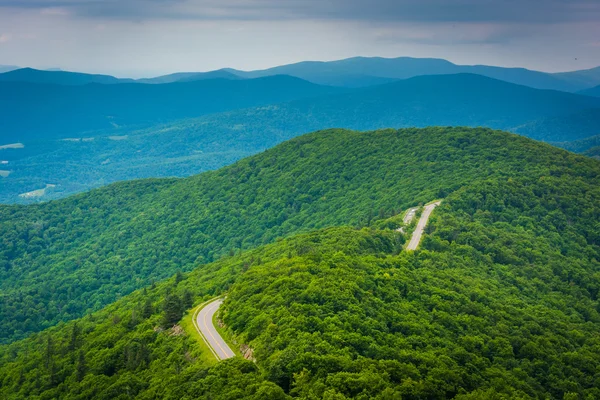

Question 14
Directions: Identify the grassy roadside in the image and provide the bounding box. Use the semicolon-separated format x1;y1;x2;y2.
181;299;220;365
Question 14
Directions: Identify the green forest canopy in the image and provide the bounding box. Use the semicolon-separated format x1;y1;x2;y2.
2;127;600;345
0;157;599;398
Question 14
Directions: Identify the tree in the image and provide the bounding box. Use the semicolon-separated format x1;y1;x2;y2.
76;350;87;382
175;271;184;284
182;290;194;309
69;323;80;351
162;294;183;327
142;298;154;319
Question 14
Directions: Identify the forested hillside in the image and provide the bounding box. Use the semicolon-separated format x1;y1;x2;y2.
4;73;600;204
0;139;598;398
553;134;600;153
1;127;599;346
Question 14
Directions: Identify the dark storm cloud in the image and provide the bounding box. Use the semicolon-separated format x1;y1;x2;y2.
2;0;600;24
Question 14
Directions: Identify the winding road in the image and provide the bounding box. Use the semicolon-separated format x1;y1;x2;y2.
193;201;440;361
193;298;235;360
406;201;441;250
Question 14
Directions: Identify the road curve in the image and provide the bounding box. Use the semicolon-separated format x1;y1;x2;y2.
406;201;441;251
194;298;235;361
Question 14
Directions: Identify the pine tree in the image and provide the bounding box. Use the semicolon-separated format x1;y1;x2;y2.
142;298;153;318
175;271;184;284
46;337;56;385
76;350;87;382
69;323;80;351
162;294;183;327
182;290;194;309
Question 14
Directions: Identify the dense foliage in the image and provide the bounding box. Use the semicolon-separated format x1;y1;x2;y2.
1;162;599;398
584;146;600;159
2;127;600;344
0;239;293;399
3;74;600;203
223;175;600;399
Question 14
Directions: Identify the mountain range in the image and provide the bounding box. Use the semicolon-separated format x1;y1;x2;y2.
2;73;600;204
3;56;600;91
0;75;345;142
224;56;600;91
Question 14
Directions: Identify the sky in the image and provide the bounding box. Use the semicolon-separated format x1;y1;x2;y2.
0;0;599;77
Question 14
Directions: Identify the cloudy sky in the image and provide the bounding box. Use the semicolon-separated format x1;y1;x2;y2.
0;0;599;77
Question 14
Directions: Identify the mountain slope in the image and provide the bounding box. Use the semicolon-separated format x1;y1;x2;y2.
0;129;599;398
1;127;599;344
584;146;600;159
552;133;600;153
0;67;133;85
279;73;600;140
225;56;586;91
555;66;600;90
579;84;600;98
0;75;345;142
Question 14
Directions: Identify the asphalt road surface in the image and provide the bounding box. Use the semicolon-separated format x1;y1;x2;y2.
195;298;235;360
406;201;441;250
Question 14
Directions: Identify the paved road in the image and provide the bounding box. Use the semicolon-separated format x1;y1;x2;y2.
194;298;235;360
406;201;441;250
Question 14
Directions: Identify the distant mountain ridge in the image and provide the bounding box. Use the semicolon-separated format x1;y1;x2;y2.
224;56;589;91
3;73;600;204
555;66;600;90
3;57;600;91
0;67;134;85
136;69;242;84
580;84;600;98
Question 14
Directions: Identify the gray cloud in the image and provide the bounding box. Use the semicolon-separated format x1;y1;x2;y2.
1;0;599;75
2;0;600;24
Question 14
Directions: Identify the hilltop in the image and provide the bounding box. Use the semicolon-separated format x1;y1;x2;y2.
0;127;599;399
1;127;599;344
